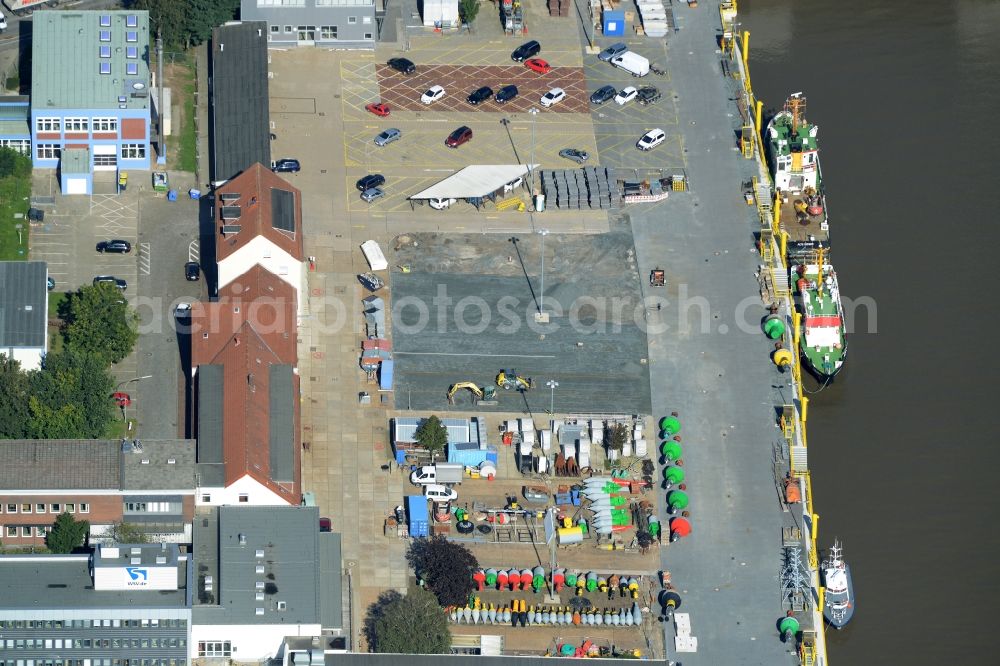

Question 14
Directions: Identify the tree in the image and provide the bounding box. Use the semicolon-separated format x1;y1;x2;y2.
414;415;448;462
0;146;31;179
125;0;239;49
46;512;90;554
607;423;628;453
365;587;450;654
27;350;116;439
63;284;138;365
0;355;30;438
107;522;149;544
459;0;481;24
406;535;478;607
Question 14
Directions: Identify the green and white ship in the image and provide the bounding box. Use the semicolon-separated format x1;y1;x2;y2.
792;250;847;379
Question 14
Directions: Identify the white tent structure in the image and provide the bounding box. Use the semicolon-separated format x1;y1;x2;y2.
409;165;537;208
423;0;460;27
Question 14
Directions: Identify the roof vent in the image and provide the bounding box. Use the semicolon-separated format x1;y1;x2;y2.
255;565;265;574
167;458;176;464
255;607;264;616
155;556;166;564
255;549;265;558
238;533;247;545
24;305;32;311
130;557;141;565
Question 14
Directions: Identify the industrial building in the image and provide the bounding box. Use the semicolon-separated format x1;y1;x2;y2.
0;261;49;371
30;10;152;194
240;0;377;50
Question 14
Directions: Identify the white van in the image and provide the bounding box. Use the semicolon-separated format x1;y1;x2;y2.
424;484;458;502
611;51;650;77
429;197;457;210
637;128;666;151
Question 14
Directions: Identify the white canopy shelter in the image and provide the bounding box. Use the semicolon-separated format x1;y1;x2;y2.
409;164;537;201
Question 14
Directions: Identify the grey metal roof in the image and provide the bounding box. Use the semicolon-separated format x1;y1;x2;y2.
121;439;197;490
31;11;151;111
392;416;484;446
197;365;224;464
209;21;271;183
318;533;343;630
61;148;90;175
0;440;120;490
194;506;328;626
0;554;189;610
0;261;47;349
268;364;294;483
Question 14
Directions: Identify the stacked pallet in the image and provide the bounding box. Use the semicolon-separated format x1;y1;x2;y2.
636;0;669;36
548;0;570;16
540;167;617;210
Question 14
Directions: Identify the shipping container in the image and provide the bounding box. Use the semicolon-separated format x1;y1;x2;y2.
407;495;430;537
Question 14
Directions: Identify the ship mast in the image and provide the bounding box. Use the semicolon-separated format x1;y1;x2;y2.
816;246;825;298
788;93;806;134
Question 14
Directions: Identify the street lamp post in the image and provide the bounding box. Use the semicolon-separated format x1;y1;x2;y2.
535;228;549;322
546;379;559;415
116;375;152;425
528;107;539;196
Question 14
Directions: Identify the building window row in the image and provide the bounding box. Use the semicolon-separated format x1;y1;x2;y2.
121;144;146;160
94;117;119;132
36;117;60;132
197;641;231;658
320;26;337;39
0;619;187;630
3;525;47;538
2;502;89;514
125;501;175;513
65;118;89;132
0;139;30;155
258;0;306;6
2;638;187;650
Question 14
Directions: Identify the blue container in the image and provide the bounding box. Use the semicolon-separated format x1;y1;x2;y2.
603;10;625;36
407;495;429;538
188;188;202;200
379;359;394;391
167;189;178;201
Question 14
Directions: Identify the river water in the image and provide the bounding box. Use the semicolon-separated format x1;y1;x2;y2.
739;0;1000;662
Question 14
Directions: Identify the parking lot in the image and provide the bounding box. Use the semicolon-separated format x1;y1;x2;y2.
29;169;206;439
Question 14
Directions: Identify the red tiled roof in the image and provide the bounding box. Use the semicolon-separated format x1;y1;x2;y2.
190;266;297;369
205;326;300;502
215;163;304;263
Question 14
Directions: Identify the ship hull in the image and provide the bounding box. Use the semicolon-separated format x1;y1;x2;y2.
823;563;855;629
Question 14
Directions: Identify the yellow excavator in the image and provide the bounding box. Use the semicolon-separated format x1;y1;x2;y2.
496;369;533;391
447;382;497;404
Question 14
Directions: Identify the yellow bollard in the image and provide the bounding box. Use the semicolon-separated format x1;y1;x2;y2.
742;31;751;75
780;231;789;262
812;513;820;541
801;395;809;424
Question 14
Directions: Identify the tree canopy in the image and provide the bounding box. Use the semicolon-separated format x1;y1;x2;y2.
406;535;478;607
46;512;90;554
125;0;240;49
62;283;138;365
0;146;31;179
459;0;481;24
0;355;30;438
414;415;448;462
365;587;451;654
27;350;116;439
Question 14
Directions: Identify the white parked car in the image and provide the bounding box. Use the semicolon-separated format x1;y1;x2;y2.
637;128;666;151
615;86;638;105
429;197;457;210
540;87;566;108
421;85;446;105
424;483;458;502
174;302;192;315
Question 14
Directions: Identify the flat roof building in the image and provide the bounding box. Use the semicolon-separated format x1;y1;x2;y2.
0;261;49;371
30;11;153;194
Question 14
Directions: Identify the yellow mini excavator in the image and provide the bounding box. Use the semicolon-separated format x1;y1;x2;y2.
447;382;497;404
496;369;533;391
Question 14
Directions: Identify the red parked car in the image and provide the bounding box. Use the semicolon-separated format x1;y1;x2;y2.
365;102;391;117
525;58;552;74
445;126;473;148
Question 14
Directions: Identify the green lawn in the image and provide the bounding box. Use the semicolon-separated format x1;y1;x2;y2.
0;175;31;261
176;62;197;173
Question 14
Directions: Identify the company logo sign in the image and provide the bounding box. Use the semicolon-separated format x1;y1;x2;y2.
126;567;148;586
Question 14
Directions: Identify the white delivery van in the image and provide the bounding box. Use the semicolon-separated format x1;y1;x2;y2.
611;51;650;77
360;239;388;271
424;484;458;502
409;463;465;485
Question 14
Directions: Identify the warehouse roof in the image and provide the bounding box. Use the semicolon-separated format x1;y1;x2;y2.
0;261;47;349
31;10;150;111
409;165;535;200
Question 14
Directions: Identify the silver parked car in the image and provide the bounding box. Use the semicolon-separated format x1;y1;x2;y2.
374;128;401;146
361;187;385;203
598;42;628;62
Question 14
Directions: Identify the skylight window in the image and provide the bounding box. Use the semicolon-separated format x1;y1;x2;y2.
126;31;138;43
126;47;138;59
99;30;111;42
100;46;111;58
126;15;138;28
126;63;138;76
100;15;111;27
100;62;112;75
